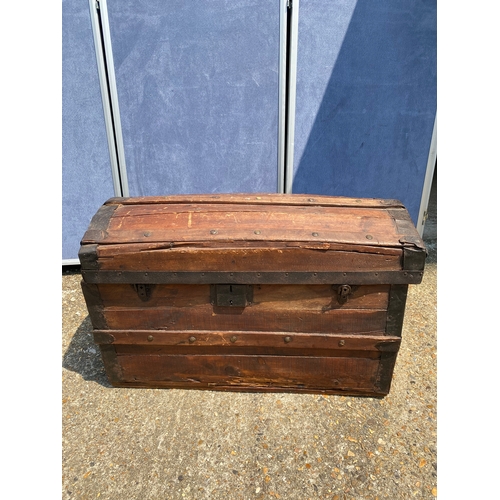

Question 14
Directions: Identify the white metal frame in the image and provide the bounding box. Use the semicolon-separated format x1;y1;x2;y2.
63;259;81;266
88;0;122;196
99;0;129;196
417;114;437;236
285;0;299;193
62;2;126;267
277;0;288;193
89;0;129;196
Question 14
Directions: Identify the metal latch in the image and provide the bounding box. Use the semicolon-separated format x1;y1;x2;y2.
133;284;153;301
337;284;352;304
211;284;253;307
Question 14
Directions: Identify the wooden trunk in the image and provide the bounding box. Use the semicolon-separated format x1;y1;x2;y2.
79;194;426;397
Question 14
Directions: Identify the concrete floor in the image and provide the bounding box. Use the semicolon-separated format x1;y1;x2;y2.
62;181;437;499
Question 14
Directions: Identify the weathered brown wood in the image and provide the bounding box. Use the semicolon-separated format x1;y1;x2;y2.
80;281;107;329
97;240;404;252
80;203;117;244
81;196;425;259
112;345;384;358
82;269;424;285
98;345;122;386
104;193;404;209
95;245;403;273
94;329;400;350
99;205;404;247
101;379;387;397
374;352;399;393
103;305;387;334
108;204;401;224
111;202;398;216
91;281;390;333
96;283;389;310
115;354;382;391
388;207;426;249
80;193;424;395
96;330;400;359
386;285;409;337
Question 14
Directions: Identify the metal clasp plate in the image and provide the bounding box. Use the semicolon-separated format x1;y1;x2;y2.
210;284;253;307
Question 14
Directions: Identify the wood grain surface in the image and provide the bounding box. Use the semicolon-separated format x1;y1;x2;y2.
97;283;389;309
114;353;382;391
98;204;403;247
81;195;426;254
95;244;403;273
95;328;399;347
104;193;405;208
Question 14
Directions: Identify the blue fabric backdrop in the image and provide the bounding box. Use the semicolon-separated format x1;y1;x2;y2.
107;0;281;196
292;0;437;224
62;0;115;261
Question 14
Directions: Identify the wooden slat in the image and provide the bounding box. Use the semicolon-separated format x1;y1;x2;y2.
96;283;389;310
94;330;400;351
99;380;387;396
98;283;389;334
105;193;404;209
96;240;403;252
112;345;384;358
100;204;401;247
108;205;393;229
96;240;403;253
103;305;387;334
107;203;396;218
96;245;403;273
115;354;382;392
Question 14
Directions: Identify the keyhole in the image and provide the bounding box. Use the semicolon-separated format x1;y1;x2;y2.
337;284;352;303
230;285;233;293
